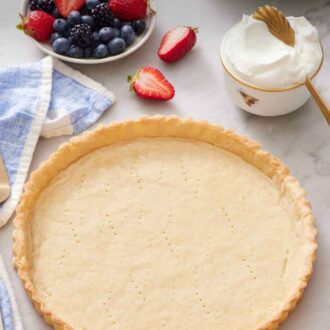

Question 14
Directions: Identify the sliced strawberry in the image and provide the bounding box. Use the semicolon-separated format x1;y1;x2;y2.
128;67;175;101
158;26;198;63
17;11;54;42
55;0;85;17
110;0;152;21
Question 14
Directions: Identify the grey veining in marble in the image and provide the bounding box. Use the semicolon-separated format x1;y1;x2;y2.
0;0;329;329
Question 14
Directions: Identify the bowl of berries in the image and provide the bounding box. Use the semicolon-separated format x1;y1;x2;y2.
19;0;156;63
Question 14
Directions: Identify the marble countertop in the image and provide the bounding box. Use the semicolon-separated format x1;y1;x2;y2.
1;0;330;329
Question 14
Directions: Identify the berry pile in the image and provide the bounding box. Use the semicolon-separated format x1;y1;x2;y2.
22;0;148;59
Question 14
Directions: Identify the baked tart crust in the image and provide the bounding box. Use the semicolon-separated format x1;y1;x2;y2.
13;116;317;330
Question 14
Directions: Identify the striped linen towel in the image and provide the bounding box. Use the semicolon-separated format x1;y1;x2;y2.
0;255;23;330
0;56;115;228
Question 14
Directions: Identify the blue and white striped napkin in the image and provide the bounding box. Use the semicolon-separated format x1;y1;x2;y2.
0;56;115;228
0;255;23;330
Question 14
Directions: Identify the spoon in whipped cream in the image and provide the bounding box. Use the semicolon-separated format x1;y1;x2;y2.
253;5;330;125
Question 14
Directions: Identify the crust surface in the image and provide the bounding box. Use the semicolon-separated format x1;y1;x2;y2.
13;116;317;330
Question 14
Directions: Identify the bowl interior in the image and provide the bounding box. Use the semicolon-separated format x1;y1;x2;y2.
21;0;156;64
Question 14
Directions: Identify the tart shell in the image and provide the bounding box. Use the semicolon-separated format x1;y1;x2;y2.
13;116;317;330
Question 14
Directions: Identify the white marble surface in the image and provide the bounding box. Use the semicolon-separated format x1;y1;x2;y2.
1;0;330;329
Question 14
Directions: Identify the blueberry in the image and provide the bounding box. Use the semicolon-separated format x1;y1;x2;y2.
99;27;116;42
114;28;120;38
107;38;126;55
121;25;134;35
111;18;122;28
86;0;100;10
52;38;71;54
50;32;62;44
84;47;92;58
124;35;135;47
92;44;108;58
53;19;68;33
67;11;81;27
92;31;101;47
132;20;146;35
68;45;84;58
92;31;100;41
81;15;95;28
123;33;134;46
51;8;61;19
120;25;135;46
121;21;132;26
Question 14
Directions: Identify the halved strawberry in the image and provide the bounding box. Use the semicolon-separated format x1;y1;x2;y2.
158;26;198;63
128;67;175;101
17;11;54;42
55;0;85;17
110;0;154;21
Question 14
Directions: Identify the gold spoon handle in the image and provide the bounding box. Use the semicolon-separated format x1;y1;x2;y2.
305;77;330;126
0;154;10;203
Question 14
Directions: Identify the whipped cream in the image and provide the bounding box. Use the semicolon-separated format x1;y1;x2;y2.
221;15;322;88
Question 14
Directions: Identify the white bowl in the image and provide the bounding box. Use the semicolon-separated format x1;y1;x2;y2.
21;0;156;64
220;27;324;116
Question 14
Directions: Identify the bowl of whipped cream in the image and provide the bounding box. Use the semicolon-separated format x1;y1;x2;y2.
220;6;323;116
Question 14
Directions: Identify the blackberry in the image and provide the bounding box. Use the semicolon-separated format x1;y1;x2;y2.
29;0;55;13
70;24;93;48
91;3;114;28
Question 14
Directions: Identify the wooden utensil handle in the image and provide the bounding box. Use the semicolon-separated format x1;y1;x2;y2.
305;77;330;126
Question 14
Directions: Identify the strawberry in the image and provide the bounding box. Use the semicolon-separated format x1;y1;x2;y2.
17;11;54;43
128;67;175;101
110;0;152;21
158;26;198;63
55;0;85;17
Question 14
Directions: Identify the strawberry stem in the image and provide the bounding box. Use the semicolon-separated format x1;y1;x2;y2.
16;13;30;34
127;75;135;92
127;70;142;92
16;13;25;30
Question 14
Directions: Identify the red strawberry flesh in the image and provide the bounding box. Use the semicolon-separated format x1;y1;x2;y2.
128;67;175;101
55;0;85;17
110;0;148;21
158;26;197;63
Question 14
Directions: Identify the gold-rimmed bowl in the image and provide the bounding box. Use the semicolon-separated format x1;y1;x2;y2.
220;6;324;116
220;22;324;116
